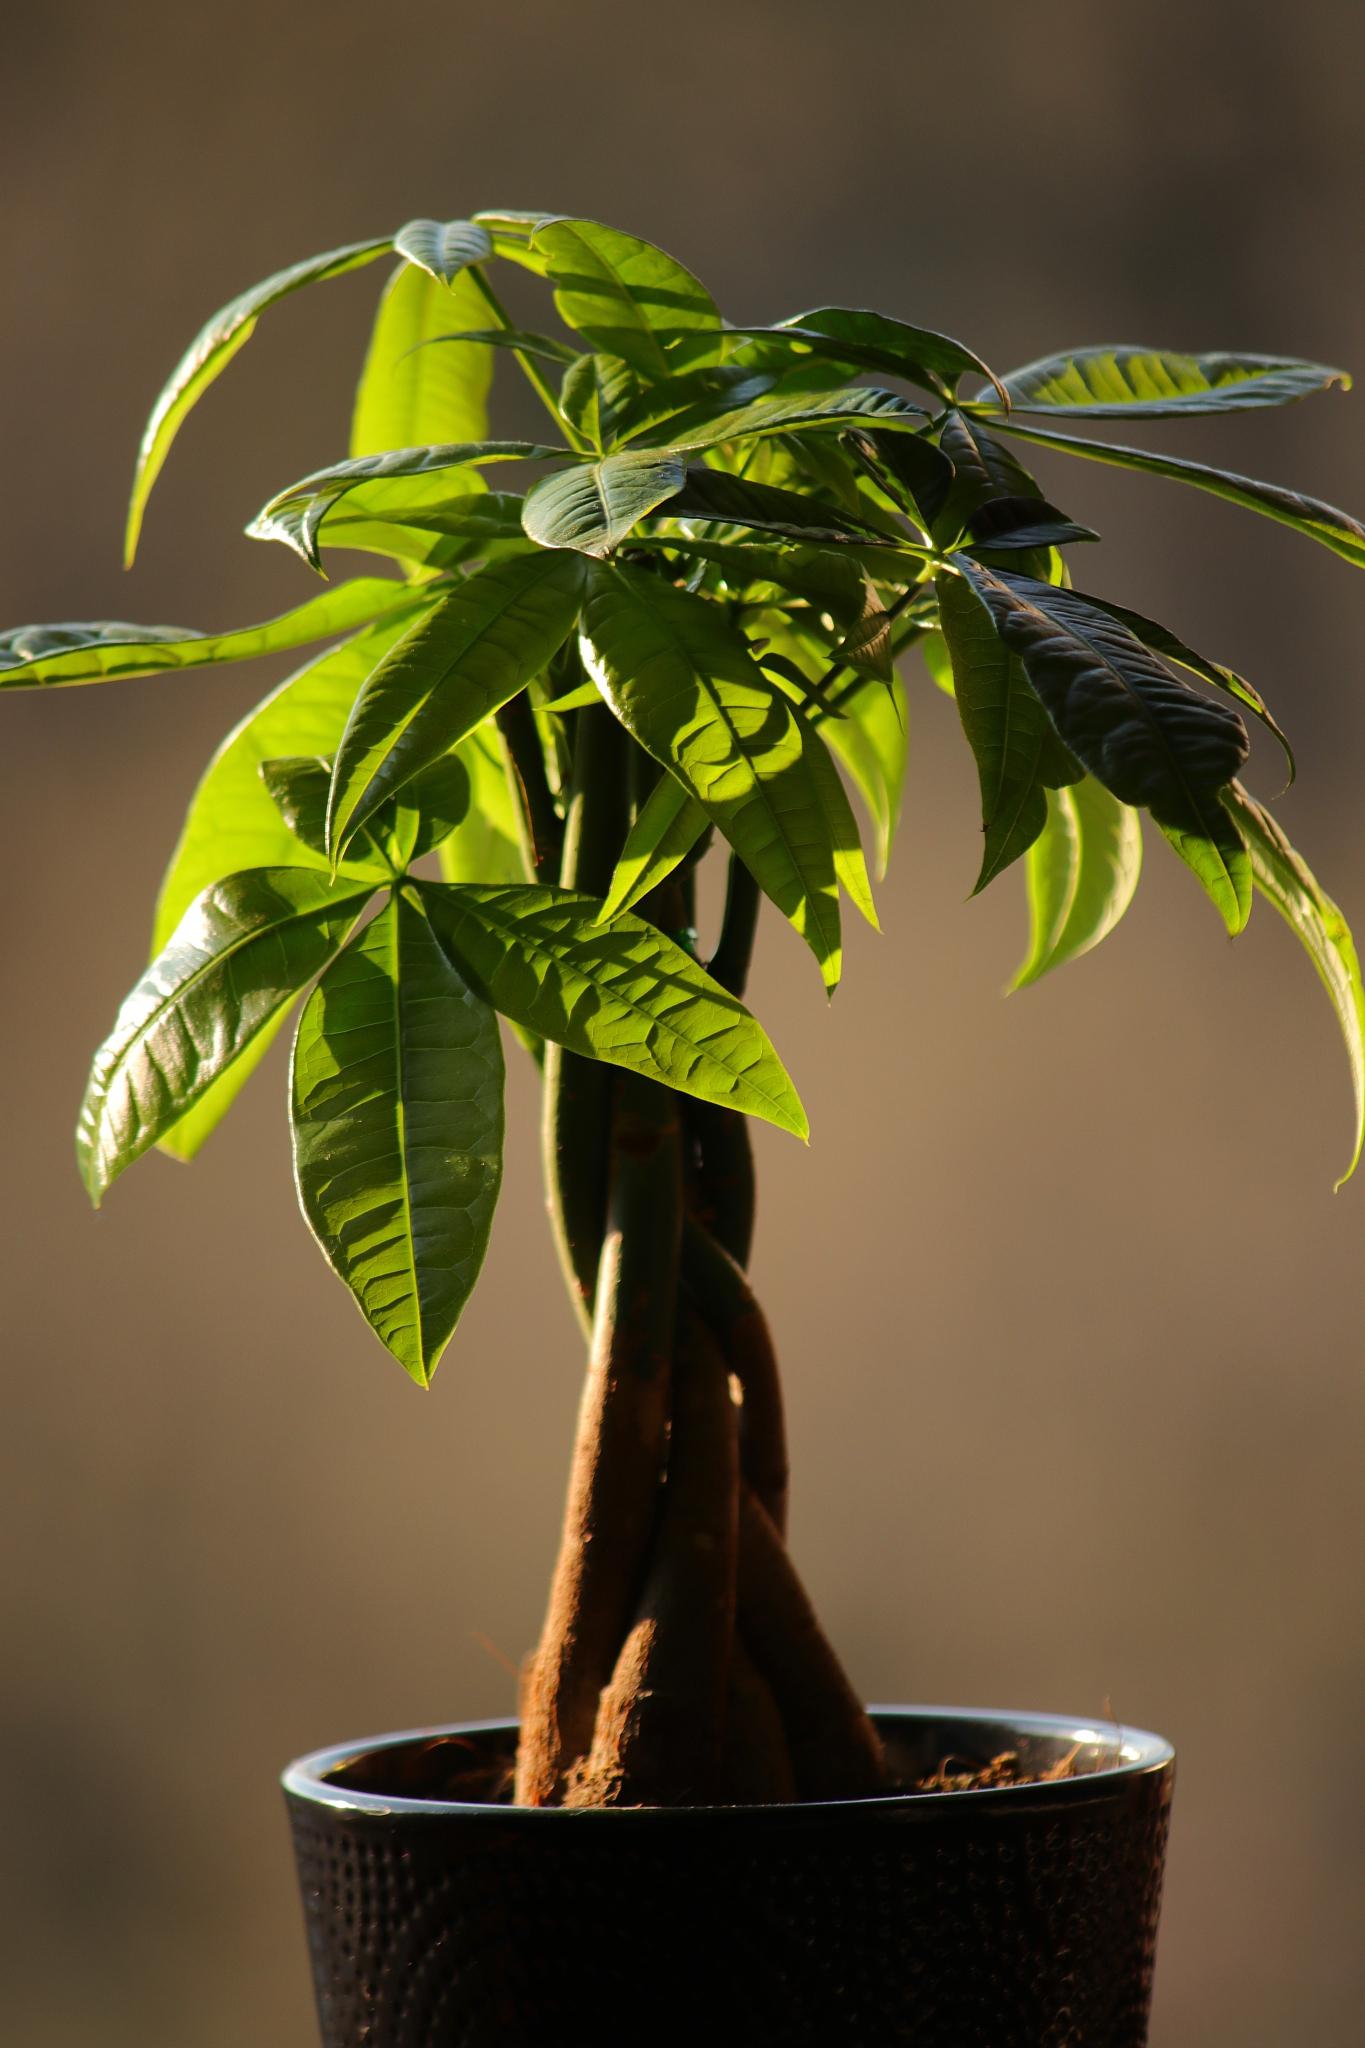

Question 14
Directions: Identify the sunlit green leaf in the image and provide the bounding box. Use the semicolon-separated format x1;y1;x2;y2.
350;263;492;466
990;417;1365;571
436;722;524;885
1223;783;1365;1185
0;579;423;689
559;351;643;452
125;235;393;565
316;487;526;570
640;384;927;455
738;306;1007;404
1157;812;1252;935
291;889;504;1383
1013;778;1143;988
602;768;710;919
799;713;878;928
986;345;1349;418
532;217;720;377
422;882;808;1136
579;560;842;988
328;549;584;858
78;868;374;1201
522;450;687;555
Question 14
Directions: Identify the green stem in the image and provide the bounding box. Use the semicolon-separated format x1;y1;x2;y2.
468;265;590;453
495;695;562;882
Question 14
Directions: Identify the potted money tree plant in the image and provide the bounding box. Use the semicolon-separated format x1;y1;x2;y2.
7;212;1362;2048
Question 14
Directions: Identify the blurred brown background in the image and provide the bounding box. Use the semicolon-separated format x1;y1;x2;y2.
3;3;1363;2042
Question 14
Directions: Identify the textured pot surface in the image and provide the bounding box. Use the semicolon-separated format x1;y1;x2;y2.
284;1707;1174;2047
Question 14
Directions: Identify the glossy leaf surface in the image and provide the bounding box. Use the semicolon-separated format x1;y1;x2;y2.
954;564;1249;837
79;869;372;1200
1223;783;1365;1185
579;561;842;988
1013;778;1143;988
125;235;393;564
328;549;584;857
291;890;504;1383
532;218;720;376
0;580;421;689
522;451;687;555
422;883;808;1136
988;345;1349;418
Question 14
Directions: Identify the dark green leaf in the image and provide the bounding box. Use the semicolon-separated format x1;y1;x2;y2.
0;579;423;688
247;441;567;570
953;564;1249;840
667;466;902;546
937;570;1079;891
522;451;687;556
986;345;1350;418
579;561;842;988
965;495;1099;552
125;234;393;565
422;882;807;1136
1012;778;1143;988
78;868;373;1201
602;769;710;919
559;352;643;452
532;217;721;377
393;218;494;288
988;417;1365;571
642;384;928;455
1222;782;1365;1185
745;306;1007;403
328;549;584;858
291;889;504;1384
1063;586;1295;787
934;411;1043;542
844;427;955;529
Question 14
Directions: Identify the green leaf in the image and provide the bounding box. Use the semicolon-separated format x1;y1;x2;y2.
579;561;842;989
78;868;373;1201
522;451;687;556
602;769;710;919
0;579;423;688
988;417;1365;572
748;306;1007;403
964;496;1099;552
316;488;527;570
1012;779;1143;988
393;217;493;287
259;756;392;870
815;671;909;878
667;466;902;546
953;564;1249;840
422;882;808;1137
1222;783;1365;1186
436;722;524;885
646;538;869;625
641;384;927;455
290;889;504;1383
559;352;643;452
986;345;1349;418
799;713;878;928
934;412;1042;542
412;325;579;366
350;263;492;464
844;427;956;529
1063;586;1295;787
937;570;1078;892
125;235;393;566
247;440;567;570
328;549;584;858
532;217;721;377
1156;809;1252;935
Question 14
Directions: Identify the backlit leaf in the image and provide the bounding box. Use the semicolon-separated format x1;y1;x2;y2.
350;263;492;464
601;768;710;919
987;345;1349;418
393;218;493;288
1012;778;1143;988
532;217;720;377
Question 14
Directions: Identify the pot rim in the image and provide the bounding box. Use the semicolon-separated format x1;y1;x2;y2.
283;1704;1175;1824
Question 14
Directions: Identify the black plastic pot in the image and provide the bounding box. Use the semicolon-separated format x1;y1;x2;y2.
284;1707;1174;2047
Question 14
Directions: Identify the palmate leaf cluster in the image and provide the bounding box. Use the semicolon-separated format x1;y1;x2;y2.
9;210;1365;1382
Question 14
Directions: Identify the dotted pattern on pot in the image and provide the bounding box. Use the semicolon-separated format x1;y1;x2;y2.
285;1724;1172;2048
